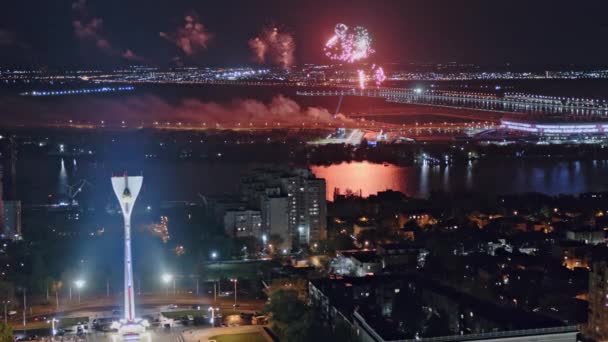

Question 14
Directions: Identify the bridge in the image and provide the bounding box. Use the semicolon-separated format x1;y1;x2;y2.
297;88;608;117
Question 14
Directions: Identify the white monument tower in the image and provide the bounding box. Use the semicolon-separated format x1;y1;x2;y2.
111;174;148;337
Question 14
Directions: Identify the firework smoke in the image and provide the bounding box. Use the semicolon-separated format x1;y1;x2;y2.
71;0;141;61
3;94;349;125
248;27;295;69
0;29;16;46
160;13;213;56
122;49;144;62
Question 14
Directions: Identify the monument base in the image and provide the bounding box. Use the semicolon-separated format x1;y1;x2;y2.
110;318;150;340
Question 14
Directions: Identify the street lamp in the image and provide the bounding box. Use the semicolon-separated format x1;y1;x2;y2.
210;251;218;260
230;278;238;311
162;274;173;296
208;306;220;326
2;300;9;324
47;318;59;336
74;280;85;304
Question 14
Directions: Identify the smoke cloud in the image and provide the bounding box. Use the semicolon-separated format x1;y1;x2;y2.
122;49;144;62
71;0;141;61
0;29;16;46
248;27;295;69
160;13;213;56
1;94;347;126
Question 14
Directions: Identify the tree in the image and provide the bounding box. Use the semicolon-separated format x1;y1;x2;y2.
0;322;12;342
265;289;307;323
265;289;332;341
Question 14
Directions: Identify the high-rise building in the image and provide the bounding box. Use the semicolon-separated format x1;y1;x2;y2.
224;209;262;238
236;166;327;250
2;200;22;240
262;194;289;248
585;260;608;341
280;169;327;246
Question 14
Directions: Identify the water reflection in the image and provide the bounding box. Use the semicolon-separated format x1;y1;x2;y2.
312;160;608;201
311;161;409;200
58;158;68;194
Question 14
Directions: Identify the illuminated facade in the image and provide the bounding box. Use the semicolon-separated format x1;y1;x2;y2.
501;119;608;136
281;171;327;247
111;175;143;322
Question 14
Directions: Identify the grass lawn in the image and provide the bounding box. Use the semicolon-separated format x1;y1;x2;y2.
14;316;88;330
161;310;208;319
209;332;267;342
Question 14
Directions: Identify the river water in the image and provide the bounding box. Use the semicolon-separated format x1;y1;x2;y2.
16;157;608;205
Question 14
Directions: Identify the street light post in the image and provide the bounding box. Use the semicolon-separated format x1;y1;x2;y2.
208;306;219;326
22;290;26;327
74;280;85;305
230;278;238;311
162;274;173;296
3;300;9;324
47;318;59;336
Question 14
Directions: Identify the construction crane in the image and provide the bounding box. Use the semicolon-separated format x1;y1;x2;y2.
64;179;93;206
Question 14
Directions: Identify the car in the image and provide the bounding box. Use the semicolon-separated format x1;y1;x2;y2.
191;305;201;310
167;304;179;309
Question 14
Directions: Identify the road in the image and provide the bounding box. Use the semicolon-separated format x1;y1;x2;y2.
10;294;265;331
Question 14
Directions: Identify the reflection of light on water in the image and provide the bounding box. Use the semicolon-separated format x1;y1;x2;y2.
443;166;450;191
466;161;473;190
419;161;429;198
58;158;68;194
311;161;407;200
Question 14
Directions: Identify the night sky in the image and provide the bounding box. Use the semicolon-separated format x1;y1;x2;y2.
1;0;608;68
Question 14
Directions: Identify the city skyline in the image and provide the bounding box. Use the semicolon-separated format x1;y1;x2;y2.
3;2;608;342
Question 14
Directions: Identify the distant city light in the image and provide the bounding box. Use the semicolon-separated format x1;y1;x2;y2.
20;86;135;97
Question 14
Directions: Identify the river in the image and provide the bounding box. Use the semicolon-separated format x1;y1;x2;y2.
15;157;608;205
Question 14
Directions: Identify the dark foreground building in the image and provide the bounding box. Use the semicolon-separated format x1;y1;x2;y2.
309;275;578;342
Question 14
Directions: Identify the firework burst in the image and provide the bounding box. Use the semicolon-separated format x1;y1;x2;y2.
324;23;386;88
324;23;374;63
